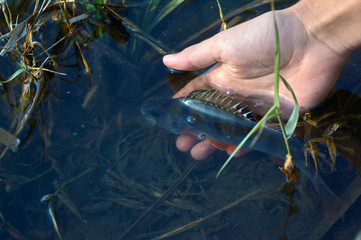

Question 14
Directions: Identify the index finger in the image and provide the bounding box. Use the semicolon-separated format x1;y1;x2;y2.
163;34;222;71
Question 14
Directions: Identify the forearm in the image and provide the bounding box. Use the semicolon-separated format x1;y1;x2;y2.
288;0;361;56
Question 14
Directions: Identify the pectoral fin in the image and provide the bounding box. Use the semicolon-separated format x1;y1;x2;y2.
208;140;239;153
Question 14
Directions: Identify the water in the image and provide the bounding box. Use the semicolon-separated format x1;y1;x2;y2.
0;1;361;239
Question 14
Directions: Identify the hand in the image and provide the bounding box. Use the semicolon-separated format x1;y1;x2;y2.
163;10;350;160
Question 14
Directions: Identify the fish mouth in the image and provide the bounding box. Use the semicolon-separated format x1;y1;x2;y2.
140;103;160;126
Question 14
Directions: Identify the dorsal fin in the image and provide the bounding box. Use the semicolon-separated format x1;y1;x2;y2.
184;89;255;120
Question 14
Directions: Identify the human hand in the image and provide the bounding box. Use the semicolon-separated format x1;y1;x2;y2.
163;9;350;160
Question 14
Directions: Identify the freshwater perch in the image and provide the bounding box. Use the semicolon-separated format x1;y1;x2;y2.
141;89;339;210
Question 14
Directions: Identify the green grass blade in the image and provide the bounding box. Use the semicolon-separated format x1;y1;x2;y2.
216;105;277;177
216;0;227;31
0;68;25;83
280;75;299;138
271;1;280;107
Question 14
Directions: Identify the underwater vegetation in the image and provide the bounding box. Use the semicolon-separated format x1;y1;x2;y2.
0;0;361;239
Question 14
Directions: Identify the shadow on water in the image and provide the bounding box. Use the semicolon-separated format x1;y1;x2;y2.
0;0;361;239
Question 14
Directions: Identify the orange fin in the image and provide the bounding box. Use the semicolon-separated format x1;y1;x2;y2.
208;139;238;152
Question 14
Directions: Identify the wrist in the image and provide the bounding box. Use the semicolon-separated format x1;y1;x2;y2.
287;0;361;56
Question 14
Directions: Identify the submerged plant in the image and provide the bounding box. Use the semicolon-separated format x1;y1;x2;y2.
0;1;135;162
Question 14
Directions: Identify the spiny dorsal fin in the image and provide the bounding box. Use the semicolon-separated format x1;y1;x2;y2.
184;89;255;120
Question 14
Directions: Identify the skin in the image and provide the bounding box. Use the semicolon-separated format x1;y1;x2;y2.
163;0;361;160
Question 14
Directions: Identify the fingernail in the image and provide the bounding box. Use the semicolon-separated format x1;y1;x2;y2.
163;54;175;61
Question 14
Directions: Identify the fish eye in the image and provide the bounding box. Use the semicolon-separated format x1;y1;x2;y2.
186;115;196;124
197;133;207;141
149;108;161;118
186;114;200;124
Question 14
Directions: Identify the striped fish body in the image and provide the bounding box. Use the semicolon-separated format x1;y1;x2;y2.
141;89;339;211
141;89;294;159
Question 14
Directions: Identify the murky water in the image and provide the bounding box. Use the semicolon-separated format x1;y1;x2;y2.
0;1;361;239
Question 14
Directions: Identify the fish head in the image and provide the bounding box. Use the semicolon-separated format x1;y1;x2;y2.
141;98;190;134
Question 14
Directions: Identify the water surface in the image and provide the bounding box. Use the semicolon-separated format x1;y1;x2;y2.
0;1;361;239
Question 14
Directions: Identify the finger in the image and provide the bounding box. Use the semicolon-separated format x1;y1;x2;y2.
190;141;217;160
163;35;221;71
173;73;211;98
176;134;198;152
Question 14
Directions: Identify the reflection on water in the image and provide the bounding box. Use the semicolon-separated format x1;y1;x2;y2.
0;0;360;239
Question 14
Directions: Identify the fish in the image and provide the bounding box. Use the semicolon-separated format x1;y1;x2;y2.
141;89;340;212
141;89;291;159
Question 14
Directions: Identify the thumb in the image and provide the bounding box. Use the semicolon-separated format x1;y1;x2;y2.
163;36;221;71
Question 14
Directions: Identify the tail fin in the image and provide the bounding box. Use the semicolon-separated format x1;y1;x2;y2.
311;176;342;217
